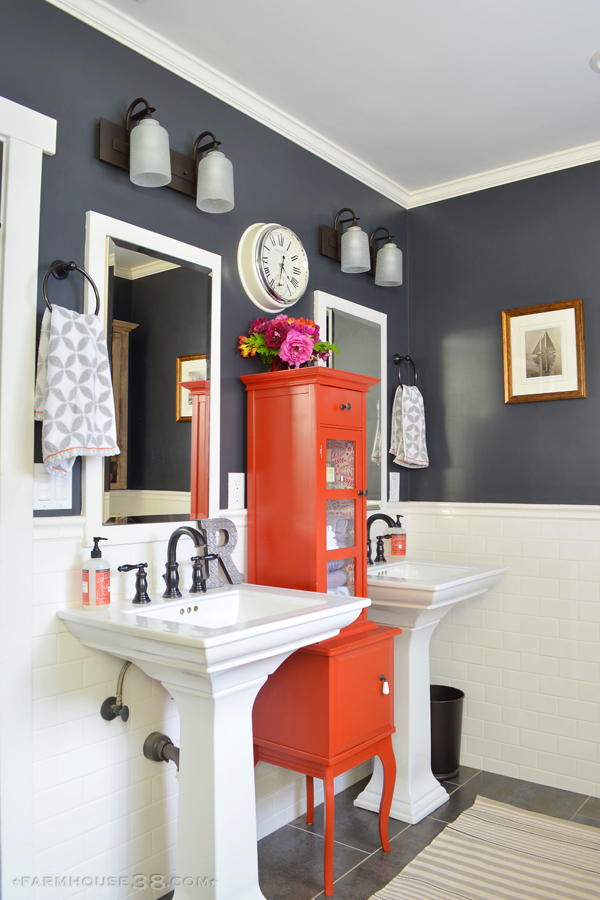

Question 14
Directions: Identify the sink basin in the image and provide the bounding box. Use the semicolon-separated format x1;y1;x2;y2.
354;557;507;826
366;558;507;615
124;588;327;631
59;582;367;675
59;583;368;900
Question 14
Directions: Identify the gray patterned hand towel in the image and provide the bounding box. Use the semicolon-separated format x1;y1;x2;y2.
390;384;429;468
34;306;119;476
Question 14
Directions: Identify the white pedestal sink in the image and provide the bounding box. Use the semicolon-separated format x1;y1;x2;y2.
353;559;507;824
59;584;368;900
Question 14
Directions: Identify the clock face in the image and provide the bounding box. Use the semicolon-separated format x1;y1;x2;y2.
256;225;309;305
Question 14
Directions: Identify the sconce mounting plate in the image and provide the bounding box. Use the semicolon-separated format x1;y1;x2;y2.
318;224;341;262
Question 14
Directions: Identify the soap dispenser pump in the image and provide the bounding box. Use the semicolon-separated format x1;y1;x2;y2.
82;537;111;609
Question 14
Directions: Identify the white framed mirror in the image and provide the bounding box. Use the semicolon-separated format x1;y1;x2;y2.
83;211;221;547
314;290;387;509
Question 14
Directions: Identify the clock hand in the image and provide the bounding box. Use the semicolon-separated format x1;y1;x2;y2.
276;256;286;286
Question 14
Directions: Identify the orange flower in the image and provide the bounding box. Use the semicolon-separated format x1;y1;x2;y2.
294;317;316;329
238;336;256;357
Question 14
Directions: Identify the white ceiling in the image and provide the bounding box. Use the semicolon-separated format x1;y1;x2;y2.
50;0;600;206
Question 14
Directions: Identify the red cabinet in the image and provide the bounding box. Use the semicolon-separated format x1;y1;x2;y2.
242;366;377;605
242;366;400;896
182;380;210;520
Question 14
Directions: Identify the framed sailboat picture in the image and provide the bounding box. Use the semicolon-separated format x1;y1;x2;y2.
502;299;586;403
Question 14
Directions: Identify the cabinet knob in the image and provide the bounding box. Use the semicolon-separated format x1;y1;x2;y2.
357;490;368;496
380;675;390;696
339;402;351;410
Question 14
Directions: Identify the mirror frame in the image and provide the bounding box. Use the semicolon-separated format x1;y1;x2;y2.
314;290;387;509
83;211;221;547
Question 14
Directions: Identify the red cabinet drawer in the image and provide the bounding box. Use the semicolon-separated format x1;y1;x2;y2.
317;386;363;428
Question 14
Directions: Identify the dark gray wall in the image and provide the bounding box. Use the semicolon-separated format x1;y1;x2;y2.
2;0;408;514
409;163;600;504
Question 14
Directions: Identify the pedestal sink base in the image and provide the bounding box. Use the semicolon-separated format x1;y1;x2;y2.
58;584;369;900
354;616;449;824
354;559;507;824
354;756;448;824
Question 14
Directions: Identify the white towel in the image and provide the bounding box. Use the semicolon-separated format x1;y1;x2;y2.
371;400;381;465
390;384;429;469
35;306;119;476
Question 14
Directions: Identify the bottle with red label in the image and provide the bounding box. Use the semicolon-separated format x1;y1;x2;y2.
82;536;111;609
389;515;406;557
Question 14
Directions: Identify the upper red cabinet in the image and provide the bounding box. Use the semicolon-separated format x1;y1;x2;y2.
241;367;379;600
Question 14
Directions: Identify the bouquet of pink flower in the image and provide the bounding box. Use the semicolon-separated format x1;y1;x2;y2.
238;314;339;370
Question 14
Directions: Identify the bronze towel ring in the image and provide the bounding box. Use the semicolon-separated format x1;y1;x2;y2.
42;260;101;316
393;354;418;387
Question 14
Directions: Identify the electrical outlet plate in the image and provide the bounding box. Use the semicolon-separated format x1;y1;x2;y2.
33;463;73;510
228;472;245;510
389;472;400;503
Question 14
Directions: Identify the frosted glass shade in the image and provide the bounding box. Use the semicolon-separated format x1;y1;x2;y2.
129;118;171;188
196;150;234;213
375;241;403;286
340;224;370;273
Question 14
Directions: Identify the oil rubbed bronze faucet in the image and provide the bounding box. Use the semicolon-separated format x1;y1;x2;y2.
366;514;396;565
162;526;217;598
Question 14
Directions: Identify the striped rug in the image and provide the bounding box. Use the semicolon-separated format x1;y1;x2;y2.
370;795;600;900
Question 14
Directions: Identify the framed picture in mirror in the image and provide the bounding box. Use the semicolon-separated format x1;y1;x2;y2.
177;354;207;421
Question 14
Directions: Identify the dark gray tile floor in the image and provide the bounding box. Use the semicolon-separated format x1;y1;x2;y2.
257;767;600;900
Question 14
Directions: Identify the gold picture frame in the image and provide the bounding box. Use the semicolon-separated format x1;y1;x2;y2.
176;354;207;421
502;299;586;404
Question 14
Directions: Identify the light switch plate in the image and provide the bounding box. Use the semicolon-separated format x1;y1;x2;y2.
389;472;400;503
33;463;73;510
228;473;245;510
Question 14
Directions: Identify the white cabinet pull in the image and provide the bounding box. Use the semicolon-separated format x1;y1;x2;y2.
380;675;390;695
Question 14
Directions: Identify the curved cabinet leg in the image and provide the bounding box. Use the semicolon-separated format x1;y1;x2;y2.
324;769;335;896
306;775;314;825
377;738;396;852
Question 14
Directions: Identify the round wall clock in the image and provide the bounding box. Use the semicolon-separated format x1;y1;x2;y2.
237;222;309;311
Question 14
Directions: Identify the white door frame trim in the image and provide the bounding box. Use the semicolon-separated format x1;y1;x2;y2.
0;95;57;897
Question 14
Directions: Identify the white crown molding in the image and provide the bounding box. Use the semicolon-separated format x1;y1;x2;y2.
406;140;600;208
114;259;179;280
45;0;411;208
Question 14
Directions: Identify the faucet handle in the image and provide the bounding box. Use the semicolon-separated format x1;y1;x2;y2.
375;535;391;564
190;553;220;594
190;556;206;594
117;563;151;604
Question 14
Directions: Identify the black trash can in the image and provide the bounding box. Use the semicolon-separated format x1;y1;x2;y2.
430;684;464;781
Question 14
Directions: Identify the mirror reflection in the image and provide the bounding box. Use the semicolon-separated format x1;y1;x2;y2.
315;292;387;509
104;238;211;525
326;308;382;505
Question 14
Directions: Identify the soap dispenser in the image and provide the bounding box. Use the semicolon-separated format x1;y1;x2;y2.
388;515;406;558
82;537;111;609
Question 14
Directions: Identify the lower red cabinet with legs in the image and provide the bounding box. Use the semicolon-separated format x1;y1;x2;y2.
253;622;400;896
